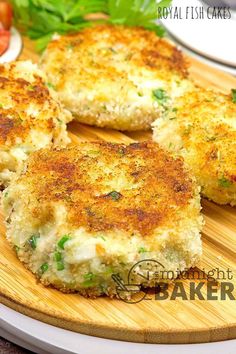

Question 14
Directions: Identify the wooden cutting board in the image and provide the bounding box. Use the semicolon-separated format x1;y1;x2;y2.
0;37;236;344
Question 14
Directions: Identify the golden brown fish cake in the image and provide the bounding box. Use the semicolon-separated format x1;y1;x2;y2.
0;61;72;187
2;142;203;298
153;87;236;205
41;25;193;131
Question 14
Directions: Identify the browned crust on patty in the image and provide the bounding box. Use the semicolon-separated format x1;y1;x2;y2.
0;64;57;145
170;88;236;185
19;142;195;237
41;24;190;131
45;24;188;91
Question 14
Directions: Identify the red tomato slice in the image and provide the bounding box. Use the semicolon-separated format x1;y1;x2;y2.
0;29;10;55
0;1;13;30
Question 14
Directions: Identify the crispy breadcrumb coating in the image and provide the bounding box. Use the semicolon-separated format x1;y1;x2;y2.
41;24;192;131
0;61;72;188
2;142;203;298
153;87;236;205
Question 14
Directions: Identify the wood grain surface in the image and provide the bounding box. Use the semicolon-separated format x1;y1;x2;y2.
0;37;236;344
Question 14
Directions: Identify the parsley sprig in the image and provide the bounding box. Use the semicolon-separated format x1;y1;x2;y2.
108;0;171;37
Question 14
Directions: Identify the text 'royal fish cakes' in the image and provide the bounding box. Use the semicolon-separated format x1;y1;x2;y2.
2;142;203;298
40;24;193;131
0;60;72;188
152;87;236;206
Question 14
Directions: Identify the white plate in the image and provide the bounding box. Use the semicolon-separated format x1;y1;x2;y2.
0;27;22;63
0;304;236;354
166;32;236;76
160;0;236;67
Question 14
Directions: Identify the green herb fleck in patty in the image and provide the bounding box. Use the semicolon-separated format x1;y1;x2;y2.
46;82;56;90
39;263;49;274
106;191;122;201
138;247;148;253
54;252;62;262
28;234;40;250
58;235;71;249
218;177;232;188
152;88;169;106
83;272;96;281
57;261;65;271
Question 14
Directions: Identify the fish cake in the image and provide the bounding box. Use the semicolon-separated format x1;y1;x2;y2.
2;142;203;298
153;87;236;205
40;24;193;131
0;60;72;188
